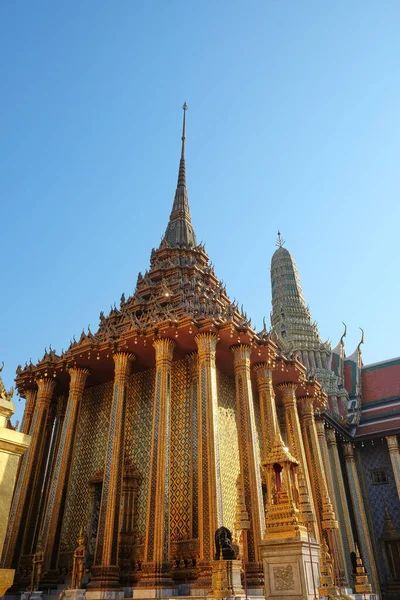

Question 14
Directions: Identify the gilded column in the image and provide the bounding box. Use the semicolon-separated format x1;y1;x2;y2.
22;396;56;556
325;428;355;583
278;384;318;540
315;419;348;586
89;352;134;592
231;346;265;589
386;435;400;500
342;442;380;594
41;369;89;571
140;339;175;590
253;363;278;460
31;395;68;557
20;389;37;435
187;352;199;540
297;396;338;544
194;333;223;588
2;377;56;569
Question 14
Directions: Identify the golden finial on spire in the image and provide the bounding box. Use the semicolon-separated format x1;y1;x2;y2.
276;231;285;248
181;102;187;158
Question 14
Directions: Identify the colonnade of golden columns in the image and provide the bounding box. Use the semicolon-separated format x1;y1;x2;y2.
31;394;67;561
140;338;175;589
386;435;400;500
2;377;56;568
297;397;338;540
231;345;265;589
342;442;380;594
41;368;89;571
315;419;348;585
90;352;135;591
325;428;355;583
193;333;223;589
278;383;319;540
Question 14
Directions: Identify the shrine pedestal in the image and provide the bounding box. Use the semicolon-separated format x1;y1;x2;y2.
211;560;244;599
260;537;320;600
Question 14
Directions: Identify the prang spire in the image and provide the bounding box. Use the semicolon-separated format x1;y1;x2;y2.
162;103;197;248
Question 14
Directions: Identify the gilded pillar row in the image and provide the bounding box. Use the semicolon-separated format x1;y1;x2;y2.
325;428;355;581
278;384;319;541
315;420;349;586
90;352;135;591
31;394;68;557
41;368;89;571
22;389;57;557
297;397;338;542
231;346;265;570
20;389;37;435
386;435;400;500
195;333;223;565
141;338;174;587
342;442;380;594
2;377;56;569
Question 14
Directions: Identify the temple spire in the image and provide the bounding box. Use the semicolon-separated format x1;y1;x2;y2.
162;103;197;248
177;102;187;188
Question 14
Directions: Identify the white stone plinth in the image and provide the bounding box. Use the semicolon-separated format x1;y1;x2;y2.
260;537;320;600
85;591;124;600
21;592;43;600
65;589;86;600
131;589;176;598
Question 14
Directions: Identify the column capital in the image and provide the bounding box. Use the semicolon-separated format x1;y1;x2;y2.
386;435;399;452
326;428;337;448
194;332;219;356
25;388;38;404
342;441;355;462
35;377;56;403
297;395;315;419
253;362;273;381
231;344;252;373
152;339;175;370
278;382;297;406
68;367;90;393
113;351;135;375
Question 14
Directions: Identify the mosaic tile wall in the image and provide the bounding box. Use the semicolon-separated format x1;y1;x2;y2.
357;442;400;582
125;368;155;542
169;359;191;541
217;370;240;533
60;380;113;553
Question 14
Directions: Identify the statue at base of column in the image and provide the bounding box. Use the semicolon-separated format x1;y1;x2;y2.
214;527;236;560
30;540;44;591
70;528;87;589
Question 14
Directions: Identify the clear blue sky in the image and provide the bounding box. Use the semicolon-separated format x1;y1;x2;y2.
1;1;400;424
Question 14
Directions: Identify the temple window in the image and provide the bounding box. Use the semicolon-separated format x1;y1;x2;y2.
371;468;388;485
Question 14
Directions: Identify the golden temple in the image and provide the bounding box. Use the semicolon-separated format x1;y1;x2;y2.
2;105;400;600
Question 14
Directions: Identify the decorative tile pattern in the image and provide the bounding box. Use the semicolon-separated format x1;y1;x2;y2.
358;443;400;579
217;371;240;534
125;368;154;542
170;359;191;541
60;381;112;553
